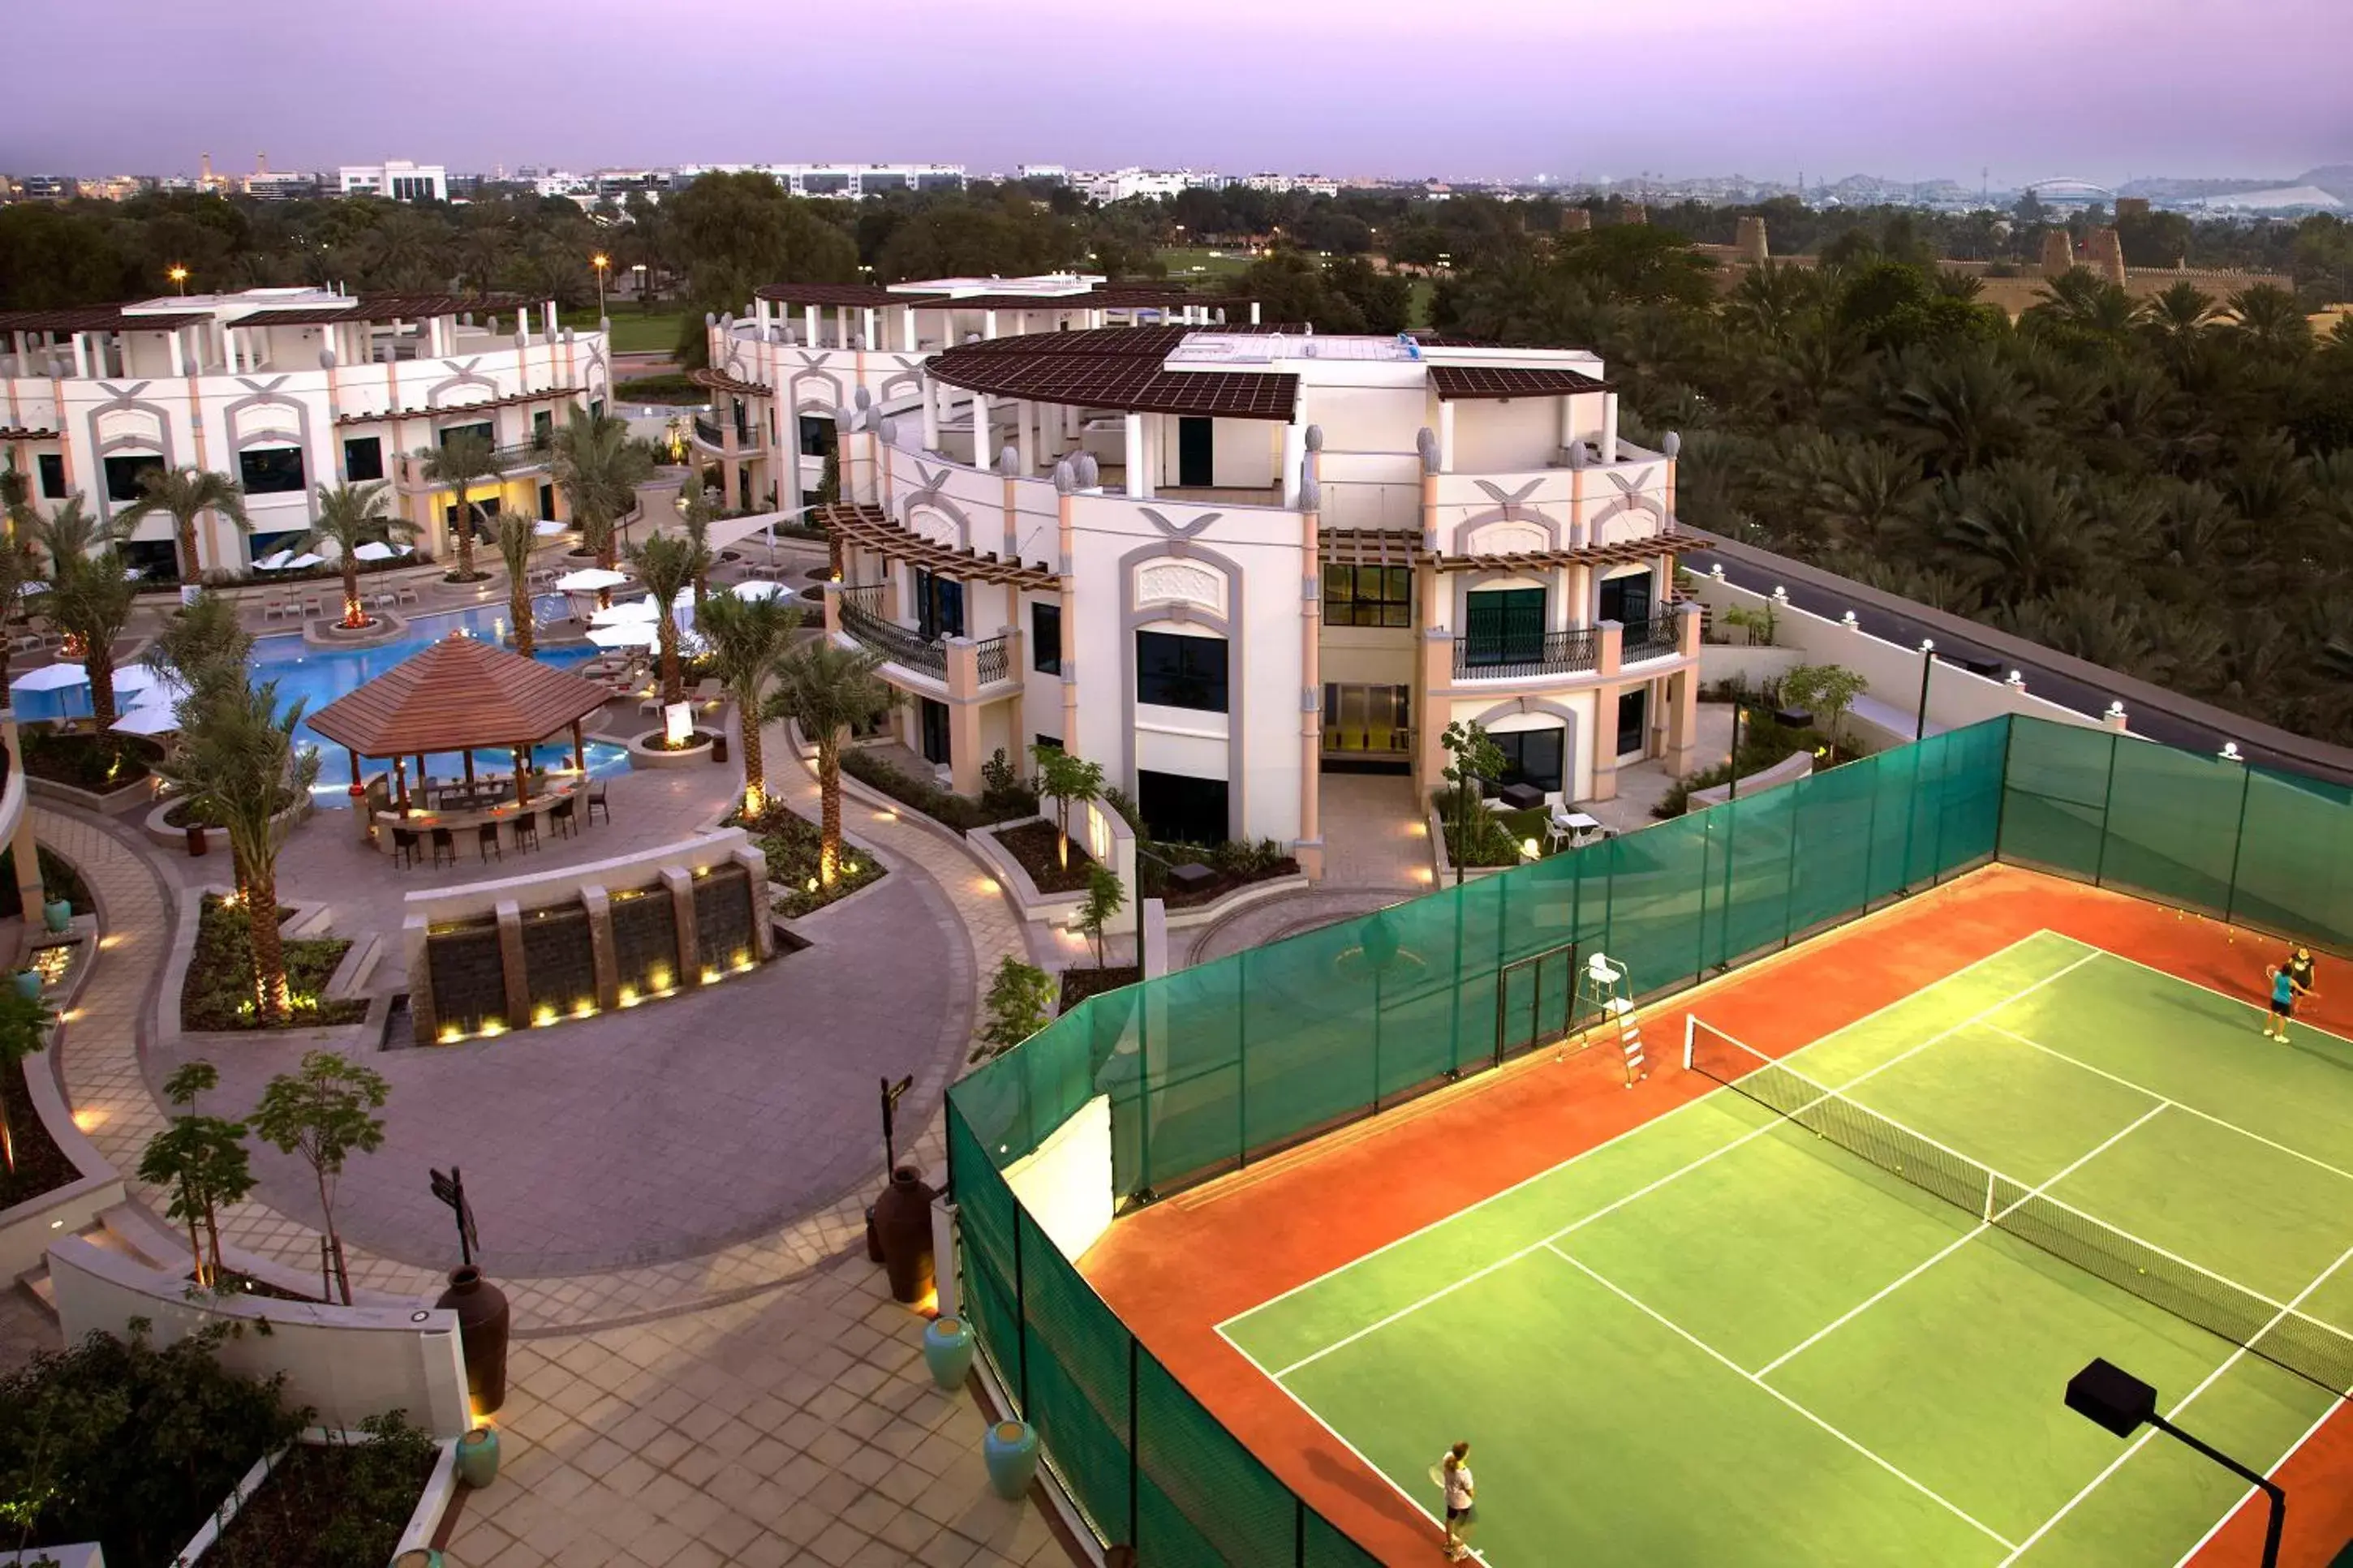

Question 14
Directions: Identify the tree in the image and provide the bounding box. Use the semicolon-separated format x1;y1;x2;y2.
550;406;656;578
25;493;129;575
118;466;248;584
489;511;540;658
49;548;137;727
626;532;699;706
975;956;1056;1062
145;588;253;714
159;679;320;1022
1780;664;1869;754
250;1050;388;1306
676;485;720;610
0;516;41;695
1075;866;1126;970
0;986;51;1178
698;590;803;814
1028;745;1106;870
294;480;414;628
764;640;894;886
1438;720;1507;863
419;431;505;582
135;1060;255;1290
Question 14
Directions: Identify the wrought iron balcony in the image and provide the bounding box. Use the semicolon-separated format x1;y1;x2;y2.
1623;611;1684;664
1454;627;1600;679
975;634;1010;687
838;585;947;679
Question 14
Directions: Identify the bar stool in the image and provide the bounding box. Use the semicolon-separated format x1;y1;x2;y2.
391;827;420;868
513;815;540;853
430;827;456;868
476;823;501;862
587;779;610;826
549;797;578;839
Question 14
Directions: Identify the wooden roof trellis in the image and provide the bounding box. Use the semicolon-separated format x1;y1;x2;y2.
818;503;1060;589
1319;526;1681;572
334;386;584;427
690;368;774;398
305;634;610;758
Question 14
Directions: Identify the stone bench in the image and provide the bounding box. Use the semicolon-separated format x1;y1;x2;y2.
1690;749;1815;809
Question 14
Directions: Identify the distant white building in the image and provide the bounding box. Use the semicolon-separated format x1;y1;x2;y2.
338;161;447;202
1017;165;1069;184
1077;168;1224;203
1239;173;1343;198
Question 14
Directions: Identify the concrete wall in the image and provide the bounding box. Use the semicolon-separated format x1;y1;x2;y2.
49;1237;472;1437
1006;1094;1112;1262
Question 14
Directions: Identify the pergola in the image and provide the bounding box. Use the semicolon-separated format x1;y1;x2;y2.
307;634;609;811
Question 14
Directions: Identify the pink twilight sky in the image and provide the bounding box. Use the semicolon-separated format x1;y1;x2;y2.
15;0;2351;183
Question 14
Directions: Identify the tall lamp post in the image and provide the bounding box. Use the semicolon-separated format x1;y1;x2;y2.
167;264;189;295
2066;1359;2286;1568
1726;702;1813;801
591;252;609;320
1914;638;1936;741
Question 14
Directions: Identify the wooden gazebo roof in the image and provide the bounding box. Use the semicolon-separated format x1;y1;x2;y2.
306;634;609;757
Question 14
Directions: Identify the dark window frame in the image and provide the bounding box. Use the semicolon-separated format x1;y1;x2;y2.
36;453;67;499
1032;603;1062;674
237;445;306;496
1135;629;1229;714
1138;769;1230;847
1323;564;1413;629
913;567;965;642
342;436;385;483
437;420;494;449
1492;727;1565;794
1462;586;1546;667
102;452;166;505
1598;569;1654;628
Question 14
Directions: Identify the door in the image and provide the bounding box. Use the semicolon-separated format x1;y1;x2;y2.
1176;417;1215;488
1617;684;1649;758
538;483;556;521
1599;570;1654;629
914;569;965;642
1463;589;1546;668
918;698;951;767
1496;942;1577;1063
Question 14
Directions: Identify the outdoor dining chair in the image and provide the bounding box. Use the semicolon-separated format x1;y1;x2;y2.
476;823;501;862
513;816;540;853
430;827;457;868
587;779;610;826
550;796;579;839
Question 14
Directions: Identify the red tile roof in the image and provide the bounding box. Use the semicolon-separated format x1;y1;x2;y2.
1430;363;1613;400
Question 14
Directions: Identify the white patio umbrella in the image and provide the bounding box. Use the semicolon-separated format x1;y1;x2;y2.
280;552;325;570
254;551;295;571
555;567;629;592
587;624;658;649
533;520;567;536
10;664;90;694
352;541;401;562
725;579;792;602
19;580;46;596
590;597;661;626
131;673;192;708
109;706;182;737
110;665;167;694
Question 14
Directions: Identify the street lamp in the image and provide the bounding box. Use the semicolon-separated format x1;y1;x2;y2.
591;252;609;319
2065;1359;2285;1568
167;264;189;295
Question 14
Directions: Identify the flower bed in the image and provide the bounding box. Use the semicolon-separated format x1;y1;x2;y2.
988;819;1096;894
839;749;1032;836
182;897;368;1032
0;1050;77;1211
202;1416;439;1568
1060;964;1142;1011
729;801;888;917
19;728;158;792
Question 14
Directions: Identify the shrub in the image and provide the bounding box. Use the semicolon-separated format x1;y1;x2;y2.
838;748;1030;835
208;1411;437;1568
979;748;1037;815
613;372;708;404
181;896;366;1032
19;728;157;792
731;800;887;917
975;956;1055;1062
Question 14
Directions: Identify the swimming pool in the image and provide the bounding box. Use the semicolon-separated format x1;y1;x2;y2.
15;602;634;807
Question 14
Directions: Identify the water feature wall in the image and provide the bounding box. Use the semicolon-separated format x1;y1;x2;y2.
399;829;772;1045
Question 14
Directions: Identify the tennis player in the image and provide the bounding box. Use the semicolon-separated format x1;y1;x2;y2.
2286;944;2320;1004
2264;962;2298;1042
1438;1441;1475;1561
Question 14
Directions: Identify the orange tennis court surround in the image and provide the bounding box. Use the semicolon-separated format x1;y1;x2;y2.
1083;865;2353;1566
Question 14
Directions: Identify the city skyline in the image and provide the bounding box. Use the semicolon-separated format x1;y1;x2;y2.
15;0;2350;187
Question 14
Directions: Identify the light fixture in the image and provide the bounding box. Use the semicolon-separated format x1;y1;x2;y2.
2066;1360;2284;1566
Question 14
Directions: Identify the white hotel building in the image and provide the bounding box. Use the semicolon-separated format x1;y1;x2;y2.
0;288;610;576
699;279;1697;869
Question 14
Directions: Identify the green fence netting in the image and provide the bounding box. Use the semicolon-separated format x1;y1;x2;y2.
949;711;2352;1564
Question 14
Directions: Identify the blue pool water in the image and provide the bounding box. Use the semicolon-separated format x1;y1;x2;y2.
17;601;633;807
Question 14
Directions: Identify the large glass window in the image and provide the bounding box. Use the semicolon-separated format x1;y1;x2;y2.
103;453;165;504
238;445;305;495
1032;603;1062;673
1138;770;1228;847
1493;728;1565;794
914;568;964;642
798;415;837;458
37;453;67;499
1323;565;1413;628
1136;631;1228;713
1598;569;1654;627
437;420;493;449
1462;587;1546;667
343;436;385;482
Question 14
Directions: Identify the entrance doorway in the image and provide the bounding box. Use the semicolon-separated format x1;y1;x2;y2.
1176;417;1214;488
918;698;951;767
1616;685;1649;758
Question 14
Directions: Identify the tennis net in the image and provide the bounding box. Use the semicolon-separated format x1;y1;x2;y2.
1684;1017;2353;1398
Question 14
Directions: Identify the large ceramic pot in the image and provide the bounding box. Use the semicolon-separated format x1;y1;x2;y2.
872;1164;936;1304
41;899;71;934
12;970;41;1001
435;1266;511;1415
454;1424;501;1489
922;1316;975;1391
983;1420;1040;1500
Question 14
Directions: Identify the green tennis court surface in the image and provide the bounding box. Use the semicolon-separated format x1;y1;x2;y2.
1219;930;2353;1566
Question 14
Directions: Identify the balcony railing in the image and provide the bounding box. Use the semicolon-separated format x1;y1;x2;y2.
1455;627;1600;680
976;634;1010;686
692;415;722;449
493;438;554;467
839;586;947;679
1624;612;1683;664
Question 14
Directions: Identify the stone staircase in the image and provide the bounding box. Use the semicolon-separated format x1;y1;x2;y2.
16;1202;187;1318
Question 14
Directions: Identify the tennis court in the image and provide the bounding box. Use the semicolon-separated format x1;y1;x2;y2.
1216;928;2353;1566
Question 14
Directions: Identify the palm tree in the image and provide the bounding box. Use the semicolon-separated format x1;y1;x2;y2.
49;549;139;727
764;640;894;886
119;466;249;584
698;591;803;814
1933;461;2101;605
0;529;41;695
1886;346;2050;476
2025;270;2138;341
419;432;505;582
550;406;656;574
2140;281;2217;355
26;494;129;576
626;532;699;706
2226;285;2312;357
1804;439;1928;553
159;678;320;1024
490;512;542;658
147;589;254;717
0;465;36;536
293;481;415;628
677;485;720;610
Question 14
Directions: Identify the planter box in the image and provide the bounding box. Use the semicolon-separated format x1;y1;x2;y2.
1426;802;1513;886
0;924;125;1279
2;1546;105;1567
142;794;311;857
25;771;157;814
170;1432;461;1568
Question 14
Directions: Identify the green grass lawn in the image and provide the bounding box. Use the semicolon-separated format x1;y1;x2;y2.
1222;930;2353;1566
561;306;683;355
1155;247;1255;281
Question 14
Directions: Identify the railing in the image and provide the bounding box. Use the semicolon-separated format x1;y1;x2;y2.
975;634;1010;686
1455;626;1599;679
839;587;948;679
1624;611;1684;663
491;438;553;467
691;415;723;449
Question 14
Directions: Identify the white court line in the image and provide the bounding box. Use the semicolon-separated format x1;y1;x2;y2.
2167;1397;2345;1568
1256;944;2106;1378
1751;1102;2171;1380
1217;928;2077;1335
1996;1238;2353;1566
1542;1244;2020;1554
1212;1321;1491;1566
2080;943;2353;1053
1984;1021;2353;1188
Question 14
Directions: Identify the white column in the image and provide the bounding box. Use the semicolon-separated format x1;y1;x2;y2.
1558;394;1575;454
169;328;188;377
920;373;941;452
835;306;850;347
901;305;918;352
803;305;819;345
983;310;1000;342
1250;301;1263;325
1601;392;1620;464
541;302;557;337
1280;421;1306;509
1123;412;1146;499
1017;399;1035;476
862;307;877;348
974;392;993;470
1436;400;1457;473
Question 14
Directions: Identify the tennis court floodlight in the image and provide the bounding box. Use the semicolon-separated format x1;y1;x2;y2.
2064;1359;2286;1568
